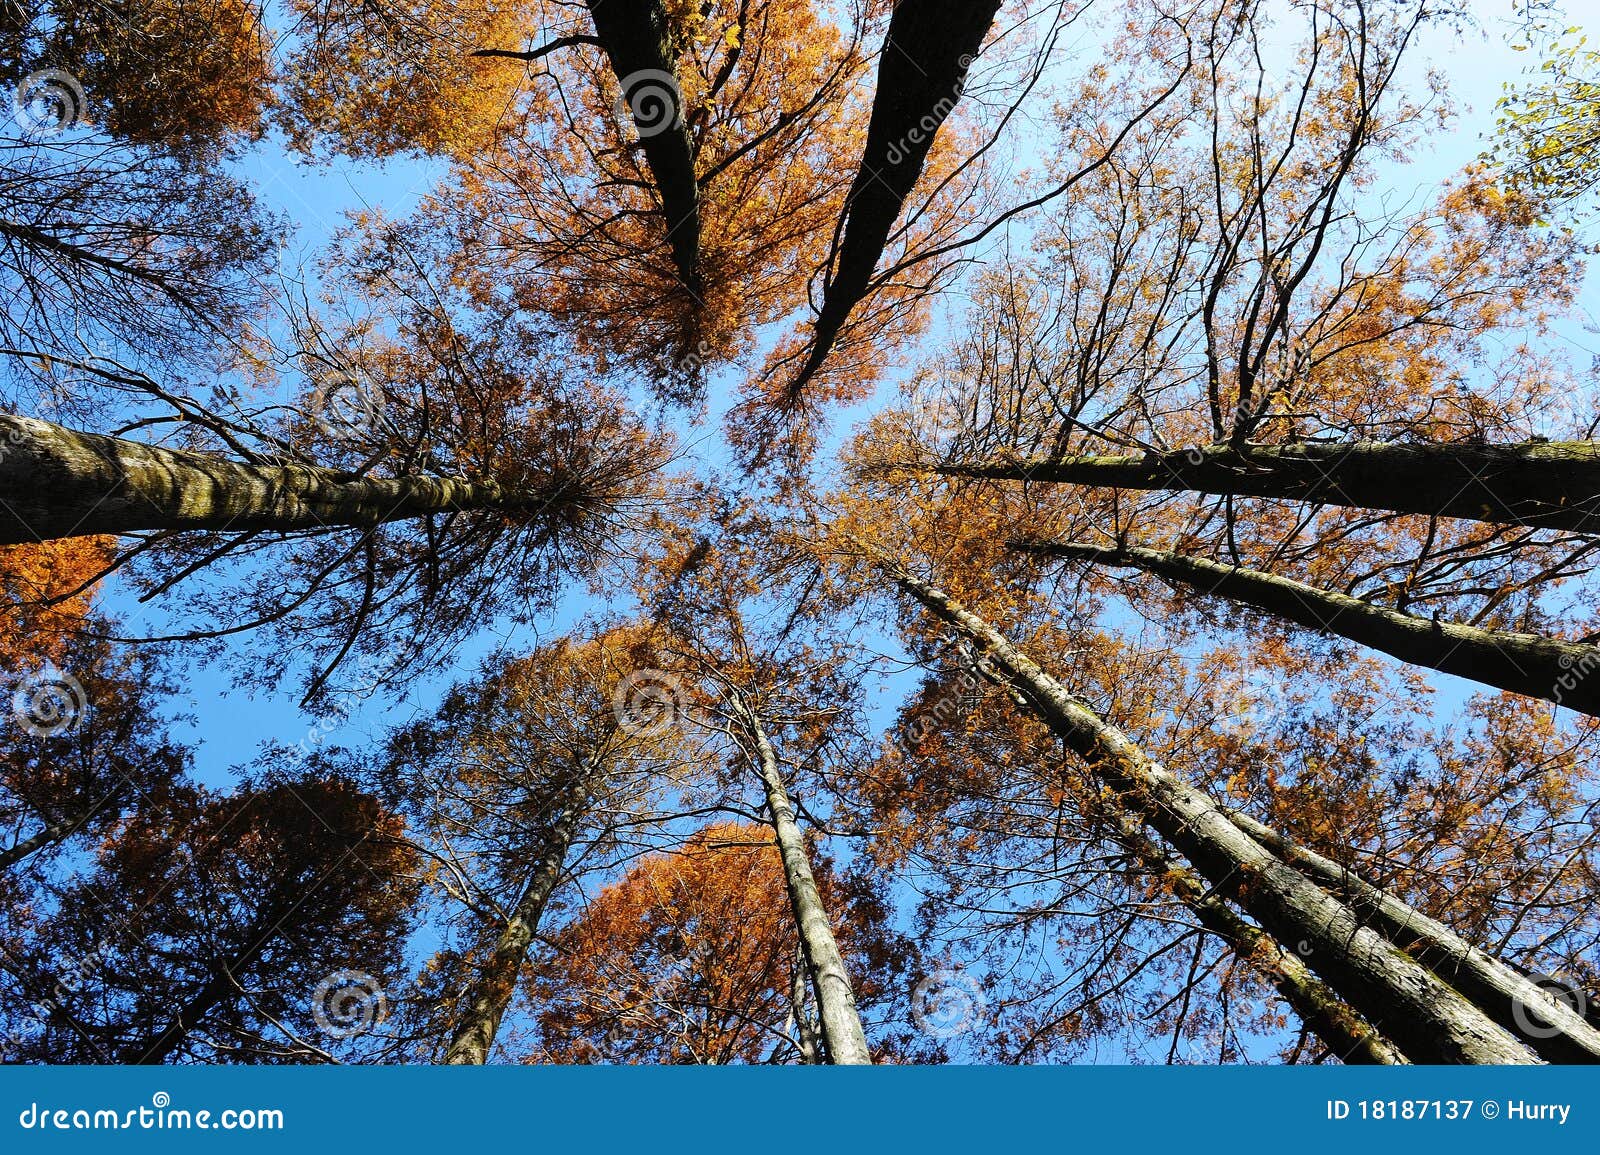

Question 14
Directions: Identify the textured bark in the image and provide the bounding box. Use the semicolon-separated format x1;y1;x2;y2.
973;662;1404;1062
870;555;1534;1063
585;0;701;289
0;414;541;543
731;695;872;1064
788;0;1000;397
940;441;1600;533
1227;810;1600;1064
443;767;592;1065
1022;540;1600;717
1051;754;1408;1064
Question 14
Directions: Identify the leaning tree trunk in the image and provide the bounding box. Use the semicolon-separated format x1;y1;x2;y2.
0;799;118;871
998;710;1407;1063
585;0;701;290
939;441;1600;533
787;0;1000;398
730;695;872;1065
1227;810;1600;1064
0;414;541;544
864;549;1535;1063
443;766;593;1065
973;662;1404;1062
1021;540;1600;716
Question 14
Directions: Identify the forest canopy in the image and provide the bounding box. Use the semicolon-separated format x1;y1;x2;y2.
3;0;1600;1066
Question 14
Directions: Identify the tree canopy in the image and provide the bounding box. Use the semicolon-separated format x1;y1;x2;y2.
5;0;1600;1067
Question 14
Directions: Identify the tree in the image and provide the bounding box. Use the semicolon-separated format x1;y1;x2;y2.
1494;3;1600;206
378;628;700;1063
2;773;417;1063
1016;539;1600;716
0;627;188;872
847;540;1571;1064
783;0;1001;401
9;0;1600;1071
532;822;911;1063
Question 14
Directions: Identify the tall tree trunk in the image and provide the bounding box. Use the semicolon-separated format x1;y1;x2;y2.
984;681;1407;1064
0;414;542;544
866;550;1535;1063
787;0;1000;398
442;766;593;1065
938;441;1600;533
585;0;701;290
1020;540;1600;716
730;694;872;1065
1226;810;1600;1064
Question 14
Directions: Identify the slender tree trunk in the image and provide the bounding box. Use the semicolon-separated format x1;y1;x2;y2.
585;0;701;289
0;414;538;544
731;695;872;1064
1021;540;1600;716
0;798;118;871
442;767;593;1065
788;0;1000;396
938;441;1600;533
124;920;281;1064
788;944;823;1065
868;552;1534;1063
1226;810;1600;1064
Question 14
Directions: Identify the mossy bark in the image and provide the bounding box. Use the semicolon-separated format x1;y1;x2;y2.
942;441;1600;533
1023;540;1600;716
0;414;532;543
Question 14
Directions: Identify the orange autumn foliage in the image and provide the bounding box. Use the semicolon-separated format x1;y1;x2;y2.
0;537;115;671
531;822;904;1063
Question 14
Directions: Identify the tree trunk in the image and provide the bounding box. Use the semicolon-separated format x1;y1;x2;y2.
972;660;1405;1062
124;917;282;1064
788;943;823;1064
731;695;872;1064
442;767;592;1065
585;0;701;289
1226;810;1600;1064
0;413;537;544
788;0;1000;397
0;800;118;871
1021;540;1600;716
939;441;1600;533
997;708;1408;1063
869;552;1535;1063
